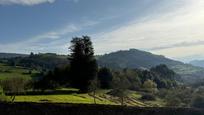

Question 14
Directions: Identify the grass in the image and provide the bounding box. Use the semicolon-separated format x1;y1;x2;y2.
12;88;116;105
0;63;38;81
14;94;115;105
11;89;164;107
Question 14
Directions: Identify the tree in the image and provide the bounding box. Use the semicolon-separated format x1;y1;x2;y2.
142;79;157;93
88;78;100;104
69;36;98;92
98;67;113;89
33;71;59;91
1;77;28;102
111;72;130;105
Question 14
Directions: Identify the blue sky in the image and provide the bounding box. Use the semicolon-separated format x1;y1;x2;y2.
0;0;204;62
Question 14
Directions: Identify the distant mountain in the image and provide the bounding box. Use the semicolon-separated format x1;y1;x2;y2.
0;53;28;59
97;49;204;83
190;60;204;68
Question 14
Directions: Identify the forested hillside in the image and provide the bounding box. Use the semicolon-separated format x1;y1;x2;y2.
97;49;204;83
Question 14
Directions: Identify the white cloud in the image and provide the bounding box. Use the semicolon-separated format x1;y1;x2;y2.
0;0;55;6
93;0;204;60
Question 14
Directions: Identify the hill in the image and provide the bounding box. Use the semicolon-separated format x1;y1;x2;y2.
1;50;204;83
190;60;204;68
0;53;27;59
5;53;69;70
97;49;204;83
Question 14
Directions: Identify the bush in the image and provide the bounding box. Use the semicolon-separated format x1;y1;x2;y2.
140;93;156;101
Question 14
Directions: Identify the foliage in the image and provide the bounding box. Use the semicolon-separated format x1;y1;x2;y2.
140;65;178;89
69;36;98;92
142;79;157;93
88;78;100;104
33;65;71;91
110;72;130;105
98;67;113;89
1;77;29;102
157;86;194;107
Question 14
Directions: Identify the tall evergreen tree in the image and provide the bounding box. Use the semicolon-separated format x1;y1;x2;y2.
69;36;98;92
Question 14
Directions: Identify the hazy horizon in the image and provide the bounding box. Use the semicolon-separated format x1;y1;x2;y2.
0;0;204;62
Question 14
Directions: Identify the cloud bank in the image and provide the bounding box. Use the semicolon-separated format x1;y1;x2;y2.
0;0;55;6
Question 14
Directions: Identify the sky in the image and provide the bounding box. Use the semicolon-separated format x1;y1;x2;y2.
0;0;204;62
